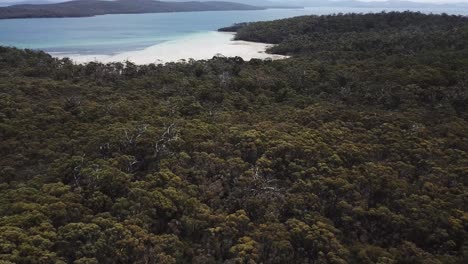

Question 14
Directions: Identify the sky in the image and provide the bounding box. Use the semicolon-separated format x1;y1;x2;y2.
2;0;468;4
357;0;468;3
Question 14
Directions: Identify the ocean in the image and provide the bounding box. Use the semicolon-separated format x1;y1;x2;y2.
1;7;467;59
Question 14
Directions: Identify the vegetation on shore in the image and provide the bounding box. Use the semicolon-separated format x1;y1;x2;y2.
0;0;263;19
0;12;467;263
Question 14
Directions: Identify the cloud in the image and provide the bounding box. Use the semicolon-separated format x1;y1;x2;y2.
2;0;468;4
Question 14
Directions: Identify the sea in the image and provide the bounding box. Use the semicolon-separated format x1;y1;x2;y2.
0;6;467;58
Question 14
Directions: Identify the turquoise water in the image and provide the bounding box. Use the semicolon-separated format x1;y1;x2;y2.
0;7;467;55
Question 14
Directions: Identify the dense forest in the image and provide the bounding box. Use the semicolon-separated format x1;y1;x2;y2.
0;12;467;264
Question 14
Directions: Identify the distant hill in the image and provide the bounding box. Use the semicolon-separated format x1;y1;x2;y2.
166;0;275;6
270;0;468;9
0;0;63;7
0;0;264;19
165;0;301;8
217;0;468;9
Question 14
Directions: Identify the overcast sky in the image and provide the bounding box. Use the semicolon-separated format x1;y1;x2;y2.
2;0;468;4
357;0;468;3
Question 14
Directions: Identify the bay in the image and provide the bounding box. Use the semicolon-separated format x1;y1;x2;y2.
0;6;467;58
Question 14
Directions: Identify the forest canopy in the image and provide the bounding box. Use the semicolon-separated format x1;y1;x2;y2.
0;12;467;264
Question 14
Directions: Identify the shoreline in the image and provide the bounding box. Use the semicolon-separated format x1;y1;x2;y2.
53;31;288;65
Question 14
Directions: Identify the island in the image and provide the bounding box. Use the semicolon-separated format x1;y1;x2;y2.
0;0;265;19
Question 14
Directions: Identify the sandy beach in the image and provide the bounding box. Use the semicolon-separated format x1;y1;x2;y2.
56;32;287;64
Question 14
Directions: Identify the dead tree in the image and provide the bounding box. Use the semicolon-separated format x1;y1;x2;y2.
144;123;179;172
121;124;149;149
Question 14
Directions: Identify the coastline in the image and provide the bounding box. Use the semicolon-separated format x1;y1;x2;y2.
53;31;288;64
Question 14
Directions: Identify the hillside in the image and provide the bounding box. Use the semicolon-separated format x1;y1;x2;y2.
220;12;468;57
0;0;263;19
0;12;467;263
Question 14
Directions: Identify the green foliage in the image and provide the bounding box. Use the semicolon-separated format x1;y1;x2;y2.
0;12;467;263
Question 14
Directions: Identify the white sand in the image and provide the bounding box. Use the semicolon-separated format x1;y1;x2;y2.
57;32;287;65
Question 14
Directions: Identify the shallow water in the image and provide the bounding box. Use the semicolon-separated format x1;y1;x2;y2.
0;6;467;57
61;31;288;64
